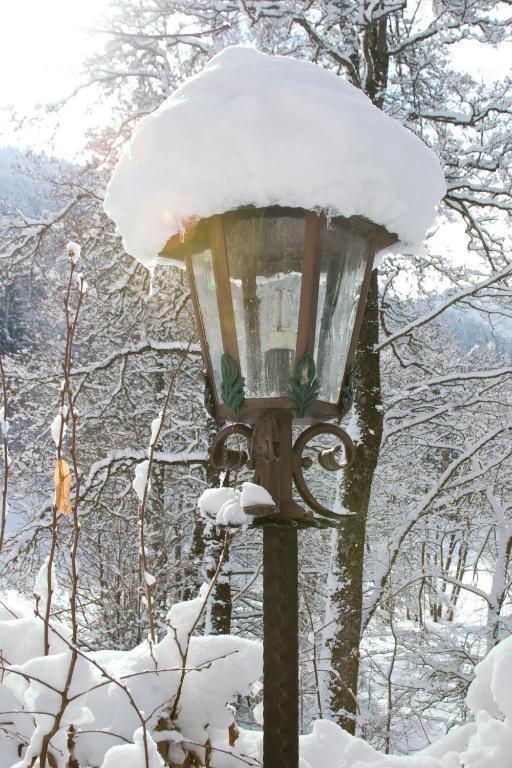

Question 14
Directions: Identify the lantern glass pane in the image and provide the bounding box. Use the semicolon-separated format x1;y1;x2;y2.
314;222;370;401
190;248;224;394
223;213;305;398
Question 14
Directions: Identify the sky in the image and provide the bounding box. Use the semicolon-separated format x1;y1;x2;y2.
1;2;511;161
1;1;510;296
0;0;106;158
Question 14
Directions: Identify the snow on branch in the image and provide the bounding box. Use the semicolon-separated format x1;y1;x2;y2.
0;552;263;767
81;449;209;500
363;419;512;630
376;262;512;352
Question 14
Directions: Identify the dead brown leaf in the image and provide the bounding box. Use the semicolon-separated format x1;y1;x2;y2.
54;458;72;515
228;721;239;747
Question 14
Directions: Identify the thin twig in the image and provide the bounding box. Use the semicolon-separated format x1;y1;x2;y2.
170;532;231;721
0;355;9;558
138;332;198;644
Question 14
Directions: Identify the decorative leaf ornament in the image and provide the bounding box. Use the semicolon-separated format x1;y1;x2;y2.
288;352;319;418
221;354;245;420
340;369;355;418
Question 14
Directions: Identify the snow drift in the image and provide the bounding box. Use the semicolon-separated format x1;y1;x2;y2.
2;553;512;766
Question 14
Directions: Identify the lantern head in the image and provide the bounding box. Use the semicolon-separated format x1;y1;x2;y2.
160;206;397;424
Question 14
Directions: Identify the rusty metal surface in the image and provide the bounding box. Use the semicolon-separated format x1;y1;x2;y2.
263;525;299;768
209;423;252;470
209;413;357;768
162;206;398;767
208;215;241;365
291;423;356;520
210;413;302;765
215;397;340;424
170;207;396;424
210;418;356;522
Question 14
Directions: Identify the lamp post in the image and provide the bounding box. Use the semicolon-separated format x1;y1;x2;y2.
102;43;444;768
159;205;397;767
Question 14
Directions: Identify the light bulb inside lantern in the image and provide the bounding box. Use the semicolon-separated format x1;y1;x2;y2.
264;287;297;395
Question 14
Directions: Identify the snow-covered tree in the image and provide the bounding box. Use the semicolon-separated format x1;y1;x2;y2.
1;0;511;754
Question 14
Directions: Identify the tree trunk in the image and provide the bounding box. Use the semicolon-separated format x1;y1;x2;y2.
182;446;230;634
323;14;392;730
324;270;383;732
205;527;232;635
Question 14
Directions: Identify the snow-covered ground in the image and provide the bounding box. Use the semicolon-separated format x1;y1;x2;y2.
1;530;511;767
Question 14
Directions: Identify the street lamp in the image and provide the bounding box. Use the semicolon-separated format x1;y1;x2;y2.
160;206;396;518
103;44;444;768
158;205;397;766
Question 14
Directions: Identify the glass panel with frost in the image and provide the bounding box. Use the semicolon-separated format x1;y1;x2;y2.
190;248;224;396
224;210;305;398
314;220;370;402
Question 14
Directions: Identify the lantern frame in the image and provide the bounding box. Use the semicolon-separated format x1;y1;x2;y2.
160;206;397;427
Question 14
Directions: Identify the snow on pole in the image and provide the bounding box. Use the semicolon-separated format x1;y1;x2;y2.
197;482;275;525
104;46;445;270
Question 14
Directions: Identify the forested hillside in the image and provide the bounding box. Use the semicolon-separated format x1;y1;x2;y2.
0;2;511;766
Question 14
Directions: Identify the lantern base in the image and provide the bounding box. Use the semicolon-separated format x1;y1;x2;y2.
210;414;357;522
244;499;312;520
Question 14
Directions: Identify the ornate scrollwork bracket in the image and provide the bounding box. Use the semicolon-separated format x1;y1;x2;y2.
291;423;355;521
210;422;252;471
209;417;356;524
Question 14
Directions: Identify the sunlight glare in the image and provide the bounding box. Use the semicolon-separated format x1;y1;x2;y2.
0;0;104;108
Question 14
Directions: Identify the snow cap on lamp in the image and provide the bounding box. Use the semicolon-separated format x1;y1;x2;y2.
104;46;446;269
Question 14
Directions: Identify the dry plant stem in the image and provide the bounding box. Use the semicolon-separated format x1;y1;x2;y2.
39;261;86;768
34;613;152;768
384;600;398;754
138;332;197;644
43;508;58;657
302;590;323;719
0;355;9;558
44;264;76;657
3;620;241;767
63;275;86;646
163;738;261;768
38;298;188;768
170;531;230;722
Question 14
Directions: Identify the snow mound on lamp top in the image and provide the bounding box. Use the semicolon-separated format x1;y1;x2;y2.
104;46;446;269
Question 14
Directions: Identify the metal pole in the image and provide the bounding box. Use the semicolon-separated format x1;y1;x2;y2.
263;525;299;767
249;411;300;768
